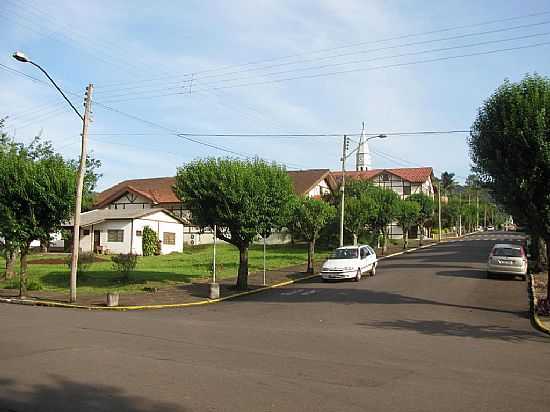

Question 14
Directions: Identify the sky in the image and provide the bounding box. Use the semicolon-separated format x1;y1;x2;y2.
1;0;550;190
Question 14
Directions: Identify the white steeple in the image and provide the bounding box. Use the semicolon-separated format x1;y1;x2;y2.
356;122;372;171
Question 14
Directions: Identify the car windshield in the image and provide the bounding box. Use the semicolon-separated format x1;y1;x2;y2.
329;248;358;259
492;247;522;257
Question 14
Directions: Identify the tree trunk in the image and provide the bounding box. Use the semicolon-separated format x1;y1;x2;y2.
19;248;29;298
529;234;545;272
352;233;358;246
381;229;388;256
418;224;423;246
5;250;17;279
546;239;550;301
307;240;315;274
236;244;249;290
403;230;408;249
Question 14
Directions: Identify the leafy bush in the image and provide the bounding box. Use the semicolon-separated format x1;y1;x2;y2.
142;226;159;256
65;252;95;275
111;253;138;280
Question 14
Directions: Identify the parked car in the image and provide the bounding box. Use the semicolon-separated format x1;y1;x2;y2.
487;243;527;280
487;225;495;231
321;245;377;282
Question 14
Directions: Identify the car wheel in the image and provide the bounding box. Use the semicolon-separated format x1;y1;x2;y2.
322;278;328;283
486;271;492;279
370;264;376;276
354;268;361;282
521;274;527;281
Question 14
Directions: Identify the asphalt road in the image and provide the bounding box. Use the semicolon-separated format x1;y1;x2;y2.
1;232;549;412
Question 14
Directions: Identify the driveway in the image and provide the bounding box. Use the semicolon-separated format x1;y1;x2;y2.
1;231;549;411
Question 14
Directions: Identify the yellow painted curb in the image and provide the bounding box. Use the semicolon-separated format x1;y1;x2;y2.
528;274;550;335
0;273;320;311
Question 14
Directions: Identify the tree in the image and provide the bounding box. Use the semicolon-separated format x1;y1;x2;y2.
407;193;434;246
287;196;335;273
142;226;159;256
469;73;550;299
174;158;294;290
369;186;400;254
440;171;457;196
0;141;76;296
395;199;420;249
341;180;377;245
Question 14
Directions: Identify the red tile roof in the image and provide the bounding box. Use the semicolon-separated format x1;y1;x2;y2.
94;177;179;208
331;167;433;184
287;169;336;195
94;170;338;208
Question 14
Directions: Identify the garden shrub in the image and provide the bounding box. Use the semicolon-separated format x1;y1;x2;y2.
142;226;159;256
111;253;138;280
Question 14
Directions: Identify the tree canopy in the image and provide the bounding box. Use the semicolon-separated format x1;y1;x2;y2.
469;73;550;298
174;158;294;289
287;196;335;273
395;199;420;249
407;193;434;245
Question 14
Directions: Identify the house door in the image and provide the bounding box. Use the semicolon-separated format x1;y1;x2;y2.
94;230;101;252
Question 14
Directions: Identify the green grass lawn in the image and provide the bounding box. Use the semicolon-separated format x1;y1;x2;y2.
0;243;327;293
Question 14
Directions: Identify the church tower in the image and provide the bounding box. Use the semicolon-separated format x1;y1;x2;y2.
356;122;372;171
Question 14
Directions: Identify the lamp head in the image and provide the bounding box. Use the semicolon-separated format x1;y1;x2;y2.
378;134;388;139
12;51;30;63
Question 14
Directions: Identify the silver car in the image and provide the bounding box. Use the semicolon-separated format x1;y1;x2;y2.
487;243;527;280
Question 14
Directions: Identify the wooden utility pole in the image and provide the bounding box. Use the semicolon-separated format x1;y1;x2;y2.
69;84;93;303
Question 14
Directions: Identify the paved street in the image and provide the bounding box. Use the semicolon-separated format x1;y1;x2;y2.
1;232;549;412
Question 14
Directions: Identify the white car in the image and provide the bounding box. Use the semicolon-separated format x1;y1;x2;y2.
487;243;528;280
321;245;377;282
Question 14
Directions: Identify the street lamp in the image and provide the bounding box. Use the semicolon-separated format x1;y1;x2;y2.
339;133;387;247
13;51;93;303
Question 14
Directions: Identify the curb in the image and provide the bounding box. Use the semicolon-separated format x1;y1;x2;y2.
0;234;467;312
528;274;550;336
0;273;320;311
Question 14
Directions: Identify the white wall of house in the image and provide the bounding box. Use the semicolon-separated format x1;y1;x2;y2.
132;211;184;255
307;179;331;198
79;220;132;254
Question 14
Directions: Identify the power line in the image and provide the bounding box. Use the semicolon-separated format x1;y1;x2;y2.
94;9;550;89
95;40;550;103
95;19;550;97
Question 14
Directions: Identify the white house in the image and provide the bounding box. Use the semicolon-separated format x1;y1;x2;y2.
64;209;187;255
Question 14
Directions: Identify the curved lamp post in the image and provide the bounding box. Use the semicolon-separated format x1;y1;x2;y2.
13;51;93;303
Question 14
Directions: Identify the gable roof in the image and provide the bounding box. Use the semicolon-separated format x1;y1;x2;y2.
331;167;433;184
65;208;189;227
95;170;337;209
287;169;337;195
94;177;179;208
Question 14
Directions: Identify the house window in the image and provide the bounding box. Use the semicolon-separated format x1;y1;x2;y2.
82;229;90;236
403;185;411;195
382;174;390;182
163;232;176;245
136;230;143;236
108;230;124;242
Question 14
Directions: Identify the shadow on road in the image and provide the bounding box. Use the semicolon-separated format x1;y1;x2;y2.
243;285;528;318
0;376;188;412
358;319;539;342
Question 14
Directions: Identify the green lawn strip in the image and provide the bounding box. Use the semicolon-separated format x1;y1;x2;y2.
0;244;328;294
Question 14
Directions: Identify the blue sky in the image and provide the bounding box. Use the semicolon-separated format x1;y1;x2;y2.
1;0;550;190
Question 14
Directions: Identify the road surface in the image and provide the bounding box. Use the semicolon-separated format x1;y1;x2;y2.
1;232;549;411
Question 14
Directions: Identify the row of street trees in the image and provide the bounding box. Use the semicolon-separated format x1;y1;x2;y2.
175;158;441;290
0;122;101;296
469;73;550;300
